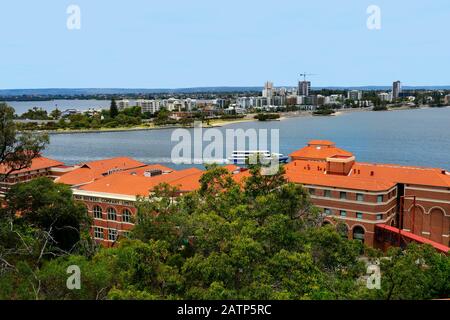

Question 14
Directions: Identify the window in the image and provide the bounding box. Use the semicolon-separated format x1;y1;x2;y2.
324;208;332;216
93;205;103;219
356;212;363;219
353;226;365;243
94;227;104;239
340;210;347;217
324;190;331;198
376;214;383;221
340;192;347;200
107;207;117;221
356;193;364;202
108;229;118;241
377;195;383;203
309;188;315;195
122;209;132;223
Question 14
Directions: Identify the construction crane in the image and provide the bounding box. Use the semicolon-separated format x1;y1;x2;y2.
299;73;317;82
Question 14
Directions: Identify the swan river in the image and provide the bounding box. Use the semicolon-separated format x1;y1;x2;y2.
39;106;450;171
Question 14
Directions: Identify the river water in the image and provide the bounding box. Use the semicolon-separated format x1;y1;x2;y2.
43;107;450;170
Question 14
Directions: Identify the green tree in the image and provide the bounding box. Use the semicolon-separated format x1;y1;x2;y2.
110;98;119;119
154;108;170;125
0;103;48;181
50;108;62;120
5;177;91;251
19;107;49;120
123;165;366;300
363;244;450;300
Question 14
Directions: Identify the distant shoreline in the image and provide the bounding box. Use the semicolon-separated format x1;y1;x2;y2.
31;105;448;135
43;117;258;135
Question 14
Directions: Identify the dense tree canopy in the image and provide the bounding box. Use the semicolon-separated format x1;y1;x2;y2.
0;160;449;300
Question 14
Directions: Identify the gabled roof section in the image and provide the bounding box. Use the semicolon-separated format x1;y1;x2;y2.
285;158;450;191
55;157;146;186
0;156;64;175
289;140;353;161
78;167;204;196
285;160;396;191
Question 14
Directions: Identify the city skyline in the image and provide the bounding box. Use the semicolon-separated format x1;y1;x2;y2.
1;0;450;89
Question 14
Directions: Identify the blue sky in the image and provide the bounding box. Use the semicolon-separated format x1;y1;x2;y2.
0;0;449;89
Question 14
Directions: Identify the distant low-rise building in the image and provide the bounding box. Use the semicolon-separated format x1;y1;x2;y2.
61;109;79;117
378;92;393;102
347;90;363;101
116;100;130;111
237;97;252;109
445;94;450;105
136;100;161;114
325;94;344;105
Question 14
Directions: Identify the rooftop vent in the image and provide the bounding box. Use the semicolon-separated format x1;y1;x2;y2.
144;169;163;177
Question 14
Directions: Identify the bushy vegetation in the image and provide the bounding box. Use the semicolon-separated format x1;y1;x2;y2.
1;165;449;300
254;113;281;121
373;105;388;111
313;107;335;116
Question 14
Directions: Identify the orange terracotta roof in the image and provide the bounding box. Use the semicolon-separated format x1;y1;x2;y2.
78;157;146;173
0;156;64;175
118;164;175;177
76;164;248;197
285;161;395;191
79;168;204;196
289;141;353;161
223;164;241;173
285;159;450;191
351;162;450;188
231;169;252;184
55;157;146;186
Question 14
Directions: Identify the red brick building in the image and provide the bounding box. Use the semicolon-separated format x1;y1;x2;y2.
285;140;450;249
0;156;68;196
55;142;449;251
56;157;240;246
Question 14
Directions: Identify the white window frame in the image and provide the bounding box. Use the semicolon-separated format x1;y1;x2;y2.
108;229;118;241
93;205;103;219
107;207;117;221
94;227;104;239
122;209;132;223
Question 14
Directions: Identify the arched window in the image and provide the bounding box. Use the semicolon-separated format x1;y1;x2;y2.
107;207;117;221
93;205;103;219
122;209;132;223
430;208;445;243
353;226;365;243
